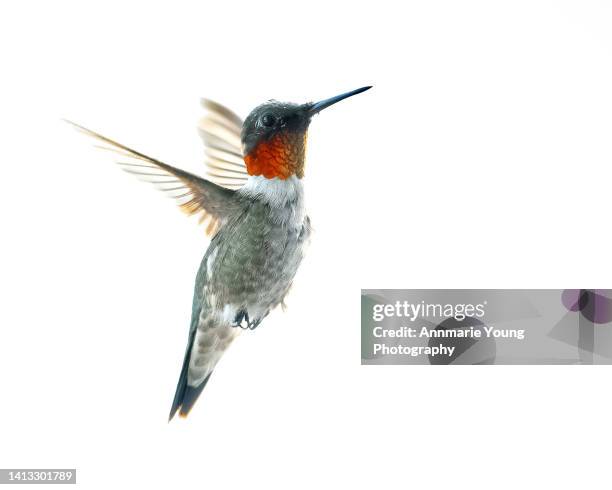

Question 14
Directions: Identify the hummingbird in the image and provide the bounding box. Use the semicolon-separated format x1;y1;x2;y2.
68;86;372;420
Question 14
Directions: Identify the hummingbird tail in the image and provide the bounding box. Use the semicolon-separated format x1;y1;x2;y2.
168;322;215;421
169;373;213;421
168;316;239;421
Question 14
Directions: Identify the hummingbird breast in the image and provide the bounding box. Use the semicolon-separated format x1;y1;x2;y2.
187;176;310;385
208;176;309;315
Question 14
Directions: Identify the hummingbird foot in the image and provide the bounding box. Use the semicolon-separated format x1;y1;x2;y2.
232;310;250;329
232;310;262;330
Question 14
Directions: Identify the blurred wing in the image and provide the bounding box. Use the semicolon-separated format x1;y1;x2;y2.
198;99;249;189
67;121;239;236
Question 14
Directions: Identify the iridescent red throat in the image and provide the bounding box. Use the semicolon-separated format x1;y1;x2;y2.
244;131;307;179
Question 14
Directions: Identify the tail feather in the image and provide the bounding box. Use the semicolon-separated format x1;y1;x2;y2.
177;374;213;419
168;327;213;421
168;311;238;420
169;363;213;421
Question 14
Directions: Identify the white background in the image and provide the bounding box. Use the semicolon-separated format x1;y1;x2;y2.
1;1;612;488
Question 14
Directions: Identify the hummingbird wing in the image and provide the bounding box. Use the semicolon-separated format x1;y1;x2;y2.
67;122;239;236
197;99;249;189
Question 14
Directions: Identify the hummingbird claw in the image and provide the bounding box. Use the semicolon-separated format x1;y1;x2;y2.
232;310;262;330
232;310;251;329
248;318;262;330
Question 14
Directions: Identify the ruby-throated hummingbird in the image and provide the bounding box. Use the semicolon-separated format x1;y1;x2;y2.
68;86;372;420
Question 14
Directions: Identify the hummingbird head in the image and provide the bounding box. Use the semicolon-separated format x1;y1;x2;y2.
241;86;372;180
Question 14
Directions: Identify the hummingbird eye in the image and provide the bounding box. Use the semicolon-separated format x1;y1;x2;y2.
261;114;276;127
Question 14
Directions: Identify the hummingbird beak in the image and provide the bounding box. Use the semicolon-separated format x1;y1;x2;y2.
308;86;372;115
